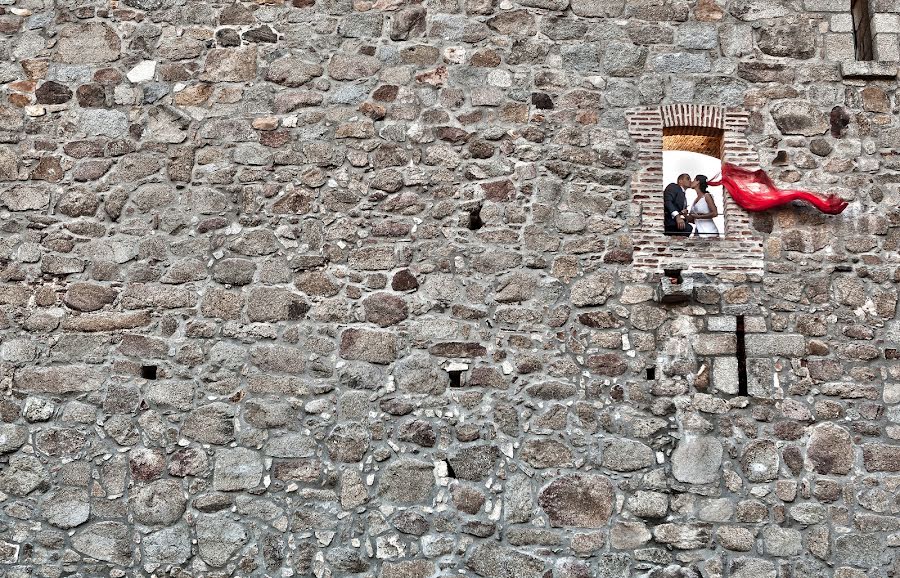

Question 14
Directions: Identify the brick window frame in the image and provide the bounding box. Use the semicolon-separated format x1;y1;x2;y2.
626;104;765;276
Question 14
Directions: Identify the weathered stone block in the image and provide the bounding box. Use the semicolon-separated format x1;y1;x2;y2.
340;328;399;364
745;334;805;357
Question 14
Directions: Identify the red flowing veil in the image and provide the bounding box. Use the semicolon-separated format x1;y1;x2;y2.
707;162;848;215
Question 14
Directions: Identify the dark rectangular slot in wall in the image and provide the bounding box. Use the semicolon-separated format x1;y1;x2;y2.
141;365;158;380
448;370;463;388
646;367;656;381
736;316;748;396
852;0;874;61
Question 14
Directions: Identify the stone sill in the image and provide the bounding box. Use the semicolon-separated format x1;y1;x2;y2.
840;61;899;79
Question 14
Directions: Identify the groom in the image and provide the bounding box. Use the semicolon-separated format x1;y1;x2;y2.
664;173;695;236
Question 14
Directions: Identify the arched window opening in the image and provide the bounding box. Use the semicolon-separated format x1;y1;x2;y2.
662;127;725;238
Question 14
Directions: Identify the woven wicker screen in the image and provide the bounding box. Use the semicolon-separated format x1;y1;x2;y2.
662;126;724;158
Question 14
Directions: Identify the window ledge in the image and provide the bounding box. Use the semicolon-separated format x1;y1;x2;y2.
840;61;898;80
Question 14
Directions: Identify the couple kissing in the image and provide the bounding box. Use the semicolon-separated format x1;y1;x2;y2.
663;173;719;237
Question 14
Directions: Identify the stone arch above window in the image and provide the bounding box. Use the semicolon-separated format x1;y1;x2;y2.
626;104;765;277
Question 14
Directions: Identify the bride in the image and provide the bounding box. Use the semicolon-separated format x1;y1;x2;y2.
688;175;719;237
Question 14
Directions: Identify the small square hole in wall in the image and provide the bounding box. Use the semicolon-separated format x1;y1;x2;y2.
141;365;158;380
646;367;656;381
448;370;463;387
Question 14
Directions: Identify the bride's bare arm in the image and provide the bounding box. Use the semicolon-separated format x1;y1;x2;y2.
700;193;718;218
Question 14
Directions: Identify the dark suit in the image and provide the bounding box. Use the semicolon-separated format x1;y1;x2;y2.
663;182;693;236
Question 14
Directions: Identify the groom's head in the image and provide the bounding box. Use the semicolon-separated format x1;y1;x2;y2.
677;174;691;189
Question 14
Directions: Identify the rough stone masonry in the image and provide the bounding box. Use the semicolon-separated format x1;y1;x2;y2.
0;0;899;577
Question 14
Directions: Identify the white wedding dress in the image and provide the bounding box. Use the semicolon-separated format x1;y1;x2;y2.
690;194;720;237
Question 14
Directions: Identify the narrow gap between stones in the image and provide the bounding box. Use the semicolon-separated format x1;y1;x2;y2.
736;316;748;396
141;365;158;380
468;206;483;231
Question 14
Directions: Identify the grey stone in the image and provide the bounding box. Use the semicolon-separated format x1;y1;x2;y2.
521;439;574;468
771;102;829;137
741;440;780;482
716;526;754;551
80;109;129;138
538;474;614;528
652;524;712;549
833;534;883;568
42;487;90;529
340;328;399;364
214;447;264;491
196;514;248;567
807;423;853;474
758;20;817;58
745;334;805;356
143;524;191;566
653;52;711;73
672;435;722;484
213;258;256;285
448;445;500;480
466;543;545;578
266;57;324;87
326;423;370;462
339;13;384;38
378;458;434;503
73;522;132;564
675;22;719;49
131;479;186;526
626;491;668;518
0;424;27;453
518;0;569;9
0;454;49;496
570;272;614;306
247;287;309;321
2;186;50;210
182;403;235;445
729;0;791;20
202;48;257;82
762;526;802;557
56;23;121;64
390;7;427;40
602;439;654;472
329;54;382;80
730;557;776;578
571;0;624;16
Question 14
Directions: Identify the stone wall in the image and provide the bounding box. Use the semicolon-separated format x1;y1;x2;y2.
0;0;899;577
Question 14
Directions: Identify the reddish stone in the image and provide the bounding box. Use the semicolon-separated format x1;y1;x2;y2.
93;68;123;85
391;269;418;291
259;130;291;148
415;66;448;87
31;157;64;182
35;81;72;104
586;353;627;376
603;249;633;264
471;50;501;67
481;180;515;202
436;126;469;143
372;85;399;102
429;342;487;358
9;80;37;93
359;102;386;120
8;94;30;107
76;84;106;107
